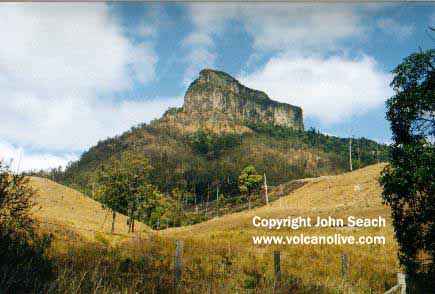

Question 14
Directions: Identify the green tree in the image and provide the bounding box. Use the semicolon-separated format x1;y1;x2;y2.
238;166;262;210
0;160;52;292
166;188;188;227
379;48;434;291
120;152;154;233
191;129;213;155
96;152;155;233
216;193;227;217
96;160;127;233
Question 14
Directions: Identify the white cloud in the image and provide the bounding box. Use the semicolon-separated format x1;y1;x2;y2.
182;4;237;83
0;142;77;172
239;4;365;53
1;92;183;152
0;4;180;170
0;4;156;96
0;95;183;171
377;18;415;41
184;4;396;125
183;4;369;80
239;54;393;124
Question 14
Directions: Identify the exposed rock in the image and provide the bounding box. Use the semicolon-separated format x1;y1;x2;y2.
180;69;304;130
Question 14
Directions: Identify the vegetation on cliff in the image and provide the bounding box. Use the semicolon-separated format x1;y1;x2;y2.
182;69;304;129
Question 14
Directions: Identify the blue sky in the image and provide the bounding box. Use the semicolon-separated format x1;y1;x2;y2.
0;3;434;171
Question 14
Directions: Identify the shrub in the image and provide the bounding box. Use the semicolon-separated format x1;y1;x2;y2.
0;160;52;293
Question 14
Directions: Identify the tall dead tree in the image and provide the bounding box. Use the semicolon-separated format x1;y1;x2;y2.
264;173;269;205
349;136;353;172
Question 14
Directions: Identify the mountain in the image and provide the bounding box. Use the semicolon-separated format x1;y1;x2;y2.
56;69;388;222
155;69;303;135
180;69;303;130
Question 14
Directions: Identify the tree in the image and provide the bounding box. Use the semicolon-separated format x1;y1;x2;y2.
191;129;213;155
216;193;227;217
96;152;154;233
96;160;127;233
379;48;434;291
166;188;188;227
238;166;262;210
120;152;154;233
0;160;52;292
136;183;165;228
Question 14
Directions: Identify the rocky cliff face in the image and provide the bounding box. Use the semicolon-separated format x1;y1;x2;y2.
181;69;304;130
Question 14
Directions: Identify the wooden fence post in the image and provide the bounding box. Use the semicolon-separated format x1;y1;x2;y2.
264;173;269;205
341;253;348;282
274;251;281;288
384;272;407;294
174;240;184;288
397;272;406;294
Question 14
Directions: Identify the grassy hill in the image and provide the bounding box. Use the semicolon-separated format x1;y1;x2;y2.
30;163;400;292
29;176;151;244
156;163;399;292
164;163;390;235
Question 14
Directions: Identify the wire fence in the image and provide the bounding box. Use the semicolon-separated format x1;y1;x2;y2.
37;219;406;293
183;180;308;216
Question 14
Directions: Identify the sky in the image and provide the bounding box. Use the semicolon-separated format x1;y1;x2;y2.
0;2;434;171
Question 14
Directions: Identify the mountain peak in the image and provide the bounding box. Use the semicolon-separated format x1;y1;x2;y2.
174;69;304;131
195;69;269;100
198;69;239;84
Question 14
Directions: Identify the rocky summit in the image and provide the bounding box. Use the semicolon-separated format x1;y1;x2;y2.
171;69;304;130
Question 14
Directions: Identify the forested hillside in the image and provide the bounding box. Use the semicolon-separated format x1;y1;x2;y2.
56;121;387;206
23;69;389;229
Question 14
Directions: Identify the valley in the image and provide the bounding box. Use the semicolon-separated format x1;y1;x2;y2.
29;163;399;293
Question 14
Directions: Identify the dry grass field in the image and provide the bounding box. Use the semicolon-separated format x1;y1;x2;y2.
29;176;151;244
29;163;400;293
157;163;399;292
166;163;389;235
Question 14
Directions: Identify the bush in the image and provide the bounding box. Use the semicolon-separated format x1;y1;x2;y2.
379;49;434;292
0;160;52;293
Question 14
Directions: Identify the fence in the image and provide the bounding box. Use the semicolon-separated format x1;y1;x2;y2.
178;180;309;222
36;219;403;293
384;273;406;294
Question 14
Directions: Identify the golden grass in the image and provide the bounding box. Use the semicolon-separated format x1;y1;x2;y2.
163;163;388;235
29;163;399;292
159;163;399;292
29;177;151;244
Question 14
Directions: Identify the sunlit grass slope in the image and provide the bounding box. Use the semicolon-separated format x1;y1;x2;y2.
29;177;151;243
28;164;399;292
160;163;399;292
164;163;389;234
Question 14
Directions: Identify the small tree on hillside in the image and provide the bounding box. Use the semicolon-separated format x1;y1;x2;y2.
216;193;227;217
96;160;127;233
238;166;262;210
120;152;154;233
96;152;156;233
136;183;165;228
167;188;188;227
379;48;434;291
